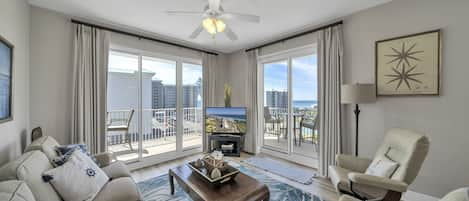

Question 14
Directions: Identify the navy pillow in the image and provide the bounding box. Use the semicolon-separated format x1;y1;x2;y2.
53;144;99;167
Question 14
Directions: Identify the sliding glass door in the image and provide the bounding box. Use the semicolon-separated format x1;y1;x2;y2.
106;50;203;165
260;46;319;167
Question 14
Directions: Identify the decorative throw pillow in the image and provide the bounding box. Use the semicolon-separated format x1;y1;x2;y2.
43;150;109;201
365;156;399;178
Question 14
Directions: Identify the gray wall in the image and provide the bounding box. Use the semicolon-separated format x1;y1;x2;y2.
0;0;30;165
223;0;469;197
30;6;73;144
343;0;469;197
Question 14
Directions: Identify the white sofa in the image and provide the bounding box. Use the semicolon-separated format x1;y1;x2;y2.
0;180;36;201
0;136;141;201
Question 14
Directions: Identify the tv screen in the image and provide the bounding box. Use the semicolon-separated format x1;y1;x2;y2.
205;107;247;134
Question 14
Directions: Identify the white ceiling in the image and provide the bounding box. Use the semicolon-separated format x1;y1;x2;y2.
28;0;391;53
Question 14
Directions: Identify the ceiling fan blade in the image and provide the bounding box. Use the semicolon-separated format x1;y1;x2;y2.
208;0;221;12
220;12;260;23
224;26;238;41
166;11;205;16
189;25;204;39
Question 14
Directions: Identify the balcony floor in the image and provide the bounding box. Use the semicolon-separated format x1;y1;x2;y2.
263;133;319;158
108;134;202;161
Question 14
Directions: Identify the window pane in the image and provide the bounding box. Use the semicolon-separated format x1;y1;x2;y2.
263;61;288;151
182;63;203;149
292;55;319;158
106;51;140;161
142;56;177;157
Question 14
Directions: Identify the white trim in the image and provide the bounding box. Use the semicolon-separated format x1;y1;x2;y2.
403;190;439;201
258;44;317;60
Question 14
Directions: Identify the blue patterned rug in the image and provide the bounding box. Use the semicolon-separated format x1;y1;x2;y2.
137;165;322;201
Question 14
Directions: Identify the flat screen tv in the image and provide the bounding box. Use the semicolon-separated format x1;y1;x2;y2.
205;107;247;134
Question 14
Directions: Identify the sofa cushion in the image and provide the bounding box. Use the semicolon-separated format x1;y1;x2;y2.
101;161;132;179
0;180;36;201
43;150;109;201
93;177;141;201
0;151;62;201
24;136;60;160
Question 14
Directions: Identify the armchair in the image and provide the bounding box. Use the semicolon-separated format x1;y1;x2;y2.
329;128;430;201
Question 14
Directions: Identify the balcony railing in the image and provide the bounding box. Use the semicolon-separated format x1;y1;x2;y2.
107;107;203;146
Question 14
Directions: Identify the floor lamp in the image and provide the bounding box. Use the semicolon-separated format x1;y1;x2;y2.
341;83;376;156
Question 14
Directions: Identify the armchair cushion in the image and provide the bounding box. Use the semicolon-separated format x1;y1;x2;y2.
440;187;469;201
336;154;372;173
329;166;387;198
348;172;408;192
338;195;360;201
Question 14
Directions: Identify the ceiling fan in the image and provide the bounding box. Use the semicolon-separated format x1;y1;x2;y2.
165;0;260;40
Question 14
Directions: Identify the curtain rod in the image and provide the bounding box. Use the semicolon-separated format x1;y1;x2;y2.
245;21;343;52
71;19;219;56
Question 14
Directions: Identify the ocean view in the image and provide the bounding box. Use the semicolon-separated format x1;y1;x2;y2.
293;100;317;108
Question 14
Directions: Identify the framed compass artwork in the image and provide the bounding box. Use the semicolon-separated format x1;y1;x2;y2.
375;30;441;96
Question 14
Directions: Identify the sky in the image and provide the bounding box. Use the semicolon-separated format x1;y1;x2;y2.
108;51;202;85
108;51;317;101
264;55;318;101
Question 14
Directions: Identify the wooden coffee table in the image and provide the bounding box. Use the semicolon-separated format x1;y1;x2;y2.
169;164;270;201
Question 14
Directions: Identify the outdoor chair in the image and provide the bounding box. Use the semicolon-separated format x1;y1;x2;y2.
107;109;135;150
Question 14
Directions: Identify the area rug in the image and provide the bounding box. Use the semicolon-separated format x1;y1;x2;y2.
243;156;317;185
137;165;322;201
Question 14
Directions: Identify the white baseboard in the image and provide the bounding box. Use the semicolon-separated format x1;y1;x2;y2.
403;190;439;201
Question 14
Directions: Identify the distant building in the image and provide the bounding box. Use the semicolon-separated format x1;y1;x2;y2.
151;80;201;109
266;90;288;108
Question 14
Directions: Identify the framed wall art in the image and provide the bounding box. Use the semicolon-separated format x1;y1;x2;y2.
0;35;13;122
375;30;441;96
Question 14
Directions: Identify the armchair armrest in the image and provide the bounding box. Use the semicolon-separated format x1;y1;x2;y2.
348;173;408;193
336;154;372;173
93;152;114;167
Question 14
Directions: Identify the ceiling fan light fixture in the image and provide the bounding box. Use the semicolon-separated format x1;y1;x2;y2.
202;18;225;35
215;19;226;33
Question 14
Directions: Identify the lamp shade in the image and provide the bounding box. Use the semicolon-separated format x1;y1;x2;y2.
341;83;376;104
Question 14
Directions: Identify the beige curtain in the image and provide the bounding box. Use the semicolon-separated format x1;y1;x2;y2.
318;24;343;177
244;50;258;153
71;24;110;154
202;53;218;152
